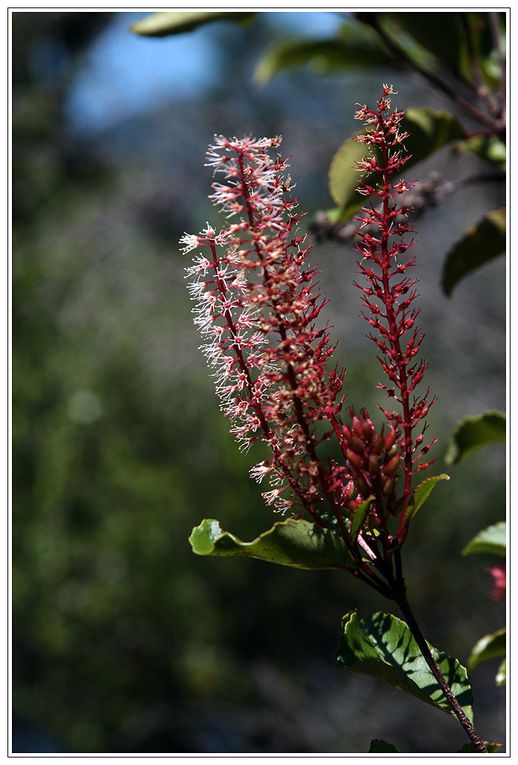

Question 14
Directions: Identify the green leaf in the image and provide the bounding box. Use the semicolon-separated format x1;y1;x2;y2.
496;658;506;687
404;108;465;163
369;739;399;753
130;11;254;37
379;12;465;75
458;134;506;168
445;410;506;465
337;611;474;721
441;208;506;296
405;474;450;524
463;521;506;557
328;129;371;209
328;108;464;217
468;627;506;670
458;741;504;753
254;29;391;86
189;517;353;570
351;496;373;537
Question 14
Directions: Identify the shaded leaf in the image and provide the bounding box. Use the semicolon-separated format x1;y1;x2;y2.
468;627;506;670
337;611;474;721
404;108;465;162
441;208;506;296
328;108;464;217
254;28;391;86
463;521;506;557
189;517;353;570
496;658;506;687
405;474;450;524
131;11;254;37
445;410;506;465
379;12;465;75
369;739;398;752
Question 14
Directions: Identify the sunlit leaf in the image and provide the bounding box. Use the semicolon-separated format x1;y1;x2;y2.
328;129;371;209
189;517;353;570
131;11;254;37
441;208;506;296
328;108;464;216
458;134;506;168
463;522;506;557
338;611;474;721
369;739;398;752
496;658;506;687
445;410;506;465
405;474;450;524
468;627;506;670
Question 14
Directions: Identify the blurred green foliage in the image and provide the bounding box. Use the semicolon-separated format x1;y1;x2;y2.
13;10;505;754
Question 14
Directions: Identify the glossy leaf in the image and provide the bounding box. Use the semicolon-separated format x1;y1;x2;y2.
189;517;353;570
496;658;506;687
441;208;506;296
463;521;506;558
254;28;391;86
328;108;464;216
337;611;474;721
131;11;254;37
405;474;450;524
369;739;398;753
468;627;506;670
445;410;506;465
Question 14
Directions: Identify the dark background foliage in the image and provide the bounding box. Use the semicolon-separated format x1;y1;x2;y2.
12;10;505;754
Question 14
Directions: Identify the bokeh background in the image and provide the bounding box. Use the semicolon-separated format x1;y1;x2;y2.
12;10;506;754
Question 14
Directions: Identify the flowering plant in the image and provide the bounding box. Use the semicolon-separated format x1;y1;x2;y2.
181;87;499;754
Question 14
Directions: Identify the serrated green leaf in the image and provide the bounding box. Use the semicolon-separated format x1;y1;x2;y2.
369;739;399;752
463;521;506;557
189;517;353;570
130;11;254;37
445;410;506;465
468;627;506;670
405;474;450;524
441;208;506;296
254;29;391;86
337;611;473;721
496;658;506;686
329;108;464;215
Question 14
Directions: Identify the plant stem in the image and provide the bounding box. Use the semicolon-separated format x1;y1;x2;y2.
391;580;487;752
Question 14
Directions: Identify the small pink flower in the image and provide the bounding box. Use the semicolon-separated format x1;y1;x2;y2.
487;563;506;601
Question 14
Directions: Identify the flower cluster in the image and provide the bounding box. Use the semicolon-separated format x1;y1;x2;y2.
353;85;436;541
182;136;346;526
182;89;435;551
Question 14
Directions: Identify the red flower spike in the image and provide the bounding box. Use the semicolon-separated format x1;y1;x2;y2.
353;87;436;543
